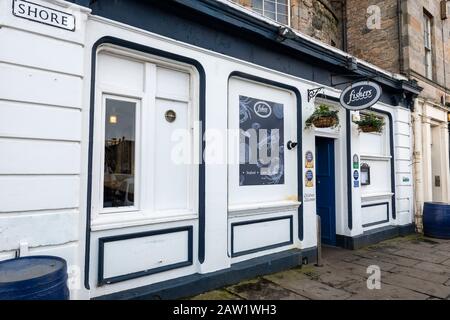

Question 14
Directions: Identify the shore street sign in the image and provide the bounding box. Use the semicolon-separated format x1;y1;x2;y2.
13;0;76;31
340;81;382;110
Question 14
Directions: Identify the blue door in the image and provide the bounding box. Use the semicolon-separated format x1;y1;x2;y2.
315;137;336;246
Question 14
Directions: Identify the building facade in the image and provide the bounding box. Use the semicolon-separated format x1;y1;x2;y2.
237;0;450;232
345;0;450;232
0;0;419;299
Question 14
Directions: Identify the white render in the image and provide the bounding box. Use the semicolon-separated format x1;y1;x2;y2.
0;0;415;299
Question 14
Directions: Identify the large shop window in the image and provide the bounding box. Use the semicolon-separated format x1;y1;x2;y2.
93;49;198;225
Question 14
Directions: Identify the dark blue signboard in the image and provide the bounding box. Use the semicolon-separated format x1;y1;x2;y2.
340;81;382;110
239;95;284;186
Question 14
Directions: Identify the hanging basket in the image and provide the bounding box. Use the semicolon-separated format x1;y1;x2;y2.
359;124;380;133
312;116;337;128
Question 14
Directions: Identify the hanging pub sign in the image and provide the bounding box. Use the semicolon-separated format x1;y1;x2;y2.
239;96;285;186
339;81;382;110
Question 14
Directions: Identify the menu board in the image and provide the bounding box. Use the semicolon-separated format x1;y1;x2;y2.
239;95;285;186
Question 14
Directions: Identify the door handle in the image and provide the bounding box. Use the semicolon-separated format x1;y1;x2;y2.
287;141;298;150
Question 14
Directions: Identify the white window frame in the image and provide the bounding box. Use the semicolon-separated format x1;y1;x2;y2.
100;94;142;215
91;46;199;230
252;0;291;26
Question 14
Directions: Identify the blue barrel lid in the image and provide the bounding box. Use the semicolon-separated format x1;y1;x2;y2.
0;256;67;292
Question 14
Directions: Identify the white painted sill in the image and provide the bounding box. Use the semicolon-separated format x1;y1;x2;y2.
228;200;302;217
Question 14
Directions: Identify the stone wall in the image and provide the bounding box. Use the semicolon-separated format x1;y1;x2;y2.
345;0;450;104
232;0;343;48
402;0;450;103
346;0;400;74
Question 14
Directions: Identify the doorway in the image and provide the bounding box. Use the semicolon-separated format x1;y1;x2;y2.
431;125;442;202
315;137;336;246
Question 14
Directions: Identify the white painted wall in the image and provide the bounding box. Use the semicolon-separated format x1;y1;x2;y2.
0;0;90;299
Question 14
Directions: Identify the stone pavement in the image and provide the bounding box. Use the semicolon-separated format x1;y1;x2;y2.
190;235;450;300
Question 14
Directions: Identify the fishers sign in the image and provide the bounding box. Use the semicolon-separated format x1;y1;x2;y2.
340;81;382;110
13;0;76;31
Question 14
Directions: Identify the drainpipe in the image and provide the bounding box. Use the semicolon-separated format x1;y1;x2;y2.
413;100;424;232
342;0;348;51
442;6;448;106
397;0;405;74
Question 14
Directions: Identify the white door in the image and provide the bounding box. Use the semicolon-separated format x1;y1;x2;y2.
228;77;298;209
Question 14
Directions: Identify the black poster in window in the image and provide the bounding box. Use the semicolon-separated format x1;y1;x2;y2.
239;95;285;186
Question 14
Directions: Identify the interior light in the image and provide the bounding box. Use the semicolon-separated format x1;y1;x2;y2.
109;115;117;124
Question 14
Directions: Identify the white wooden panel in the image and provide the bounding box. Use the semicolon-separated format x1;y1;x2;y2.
360;160;391;194
103;230;190;279
397;198;410;212
156;67;190;100
395;108;410;122
0;27;83;76
154;99;189;211
0;101;81;141
0;252;16;261
233;218;291;254
395;122;410;136
0;139;80;174
395;134;410;148
0;176;79;212
362;203;389;227
0;211;78;251
0;0;87;45
396;147;411;160
395;159;412;174
396;186;412;199
360;132;384;155
98;53;144;92
0;63;82;108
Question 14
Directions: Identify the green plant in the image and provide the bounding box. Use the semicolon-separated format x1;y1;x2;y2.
353;112;385;133
305;104;339;129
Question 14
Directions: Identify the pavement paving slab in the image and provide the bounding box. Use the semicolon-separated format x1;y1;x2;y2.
343;282;430;300
264;270;352;300
226;278;309;300
190;290;242;300
382;273;450;299
353;250;419;267
190;235;450;300
389;265;449;284
391;248;449;264
413;261;450;275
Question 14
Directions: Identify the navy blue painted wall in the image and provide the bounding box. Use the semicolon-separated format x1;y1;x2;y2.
71;0;409;107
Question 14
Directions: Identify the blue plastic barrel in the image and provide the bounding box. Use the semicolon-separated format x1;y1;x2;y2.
423;202;450;239
0;256;69;300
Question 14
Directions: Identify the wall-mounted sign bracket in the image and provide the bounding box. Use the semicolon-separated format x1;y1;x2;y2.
307;87;324;102
307;73;381;103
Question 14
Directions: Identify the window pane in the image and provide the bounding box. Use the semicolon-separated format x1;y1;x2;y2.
277;13;288;24
264;0;276;15
264;0;277;20
277;2;288;16
252;0;263;10
104;98;136;208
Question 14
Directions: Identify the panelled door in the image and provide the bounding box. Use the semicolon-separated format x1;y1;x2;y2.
315;137;336;246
